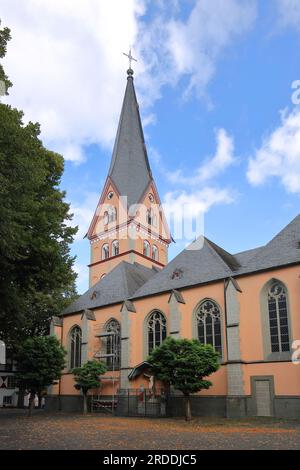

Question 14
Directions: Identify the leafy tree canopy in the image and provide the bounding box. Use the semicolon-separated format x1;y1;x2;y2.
148;337;220;420
148;337;220;395
0;22;12;93
0;19;78;351
16;336;66;392
72;360;107;394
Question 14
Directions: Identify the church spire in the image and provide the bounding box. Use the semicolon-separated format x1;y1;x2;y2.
108;64;152;208
87;63;171;285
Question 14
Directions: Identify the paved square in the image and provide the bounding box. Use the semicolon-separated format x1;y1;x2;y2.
1;410;300;450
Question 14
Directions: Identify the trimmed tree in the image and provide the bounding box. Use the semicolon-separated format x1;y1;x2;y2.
148;337;220;421
72;360;107;414
15;336;66;416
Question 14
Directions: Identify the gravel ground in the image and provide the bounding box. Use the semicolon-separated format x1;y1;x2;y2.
0;409;300;450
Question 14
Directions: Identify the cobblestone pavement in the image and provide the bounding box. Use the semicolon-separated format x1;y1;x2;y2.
0;409;300;450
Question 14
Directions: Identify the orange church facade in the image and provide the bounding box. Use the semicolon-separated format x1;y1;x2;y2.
48;68;300;418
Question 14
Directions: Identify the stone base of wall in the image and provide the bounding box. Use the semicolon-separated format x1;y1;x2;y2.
227;395;300;419
226;396;248;418
167;396;227;418
45;394;300;419
45;395;86;412
274;397;300;419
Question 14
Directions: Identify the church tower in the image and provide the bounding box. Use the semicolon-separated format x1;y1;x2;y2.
86;66;171;286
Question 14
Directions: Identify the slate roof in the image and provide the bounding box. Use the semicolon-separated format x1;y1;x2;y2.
108;71;153;207
130;215;300;300
63;215;300;314
130;237;236;299
237;214;300;275
62;261;156;315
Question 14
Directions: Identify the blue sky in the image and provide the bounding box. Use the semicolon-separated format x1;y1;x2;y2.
1;0;300;293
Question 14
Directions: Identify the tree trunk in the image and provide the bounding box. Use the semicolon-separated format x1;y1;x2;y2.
184;395;192;421
83;392;88;415
17;388;25;408
37;391;42;409
28;392;35;417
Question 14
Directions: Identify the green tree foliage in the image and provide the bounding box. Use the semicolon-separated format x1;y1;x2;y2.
72;360;107;414
0;19;78;351
16;336;66;416
148;337;220;421
0;21;12;94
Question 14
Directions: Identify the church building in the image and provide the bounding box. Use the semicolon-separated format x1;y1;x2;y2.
48;65;300;419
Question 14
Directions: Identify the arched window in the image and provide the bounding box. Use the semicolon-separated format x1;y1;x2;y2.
103;211;109;225
101;273;106;279
112;240;119;257
108;206;117;223
196;300;222;355
147;311;167;354
147;209;152;225
70;326;82;369
105;319;121;370
146;209;157;227
152;245;158;261
102;243;109;260
267;282;290;353
143;240;150;257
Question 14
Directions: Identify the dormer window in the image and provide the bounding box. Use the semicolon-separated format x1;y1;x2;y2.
171;268;183;280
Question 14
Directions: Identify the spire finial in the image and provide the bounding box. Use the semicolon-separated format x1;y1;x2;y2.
123;47;137;76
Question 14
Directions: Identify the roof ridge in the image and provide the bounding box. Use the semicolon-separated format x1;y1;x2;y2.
204;237;240;271
266;213;300;246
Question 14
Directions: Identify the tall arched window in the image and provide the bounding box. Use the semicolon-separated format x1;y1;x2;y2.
147;209;153;225
105;319;121;370
196;300;222;355
147;311;167;354
108;206;117;223
112;240;119;257
102;243;109;260
146;209;157;227
268;282;290;353
70;326;82;369
152;245;158;261
103;211;109;225
143;240;150;257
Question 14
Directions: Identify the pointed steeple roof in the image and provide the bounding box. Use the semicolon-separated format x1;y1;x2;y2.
108;69;152;207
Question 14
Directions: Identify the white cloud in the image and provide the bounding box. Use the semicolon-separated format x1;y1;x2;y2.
74;262;89;294
276;0;300;29
69;191;100;240
1;0;256;165
247;108;300;193
1;0;145;162
162;186;234;242
168;128;235;185
136;0;257;101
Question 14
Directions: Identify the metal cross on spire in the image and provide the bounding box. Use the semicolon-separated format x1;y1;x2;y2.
123;47;137;71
